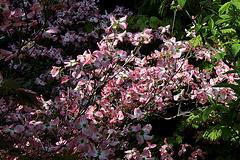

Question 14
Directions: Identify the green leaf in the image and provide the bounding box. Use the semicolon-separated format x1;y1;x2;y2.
170;5;177;10
191;35;202;47
225;107;237;125
220;28;236;34
219;14;232;19
137;17;149;25
219;2;231;15
237;57;240;68
232;44;240;57
209;18;214;29
211;29;217;35
149;16;161;29
198;14;203;24
216;104;229;113
214;83;240;95
175;135;182;144
140;24;149;31
207;95;215;105
223;69;240;74
199;1;207;5
203;14;214;23
192;124;199;129
216;51;226;60
203;125;222;141
215;18;232;25
235;79;240;85
177;0;186;8
232;1;240;10
221;127;231;140
195;25;202;33
150;16;160;23
202;106;213;122
149;23;158;29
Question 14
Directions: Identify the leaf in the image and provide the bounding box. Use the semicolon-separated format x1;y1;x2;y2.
199;1;207;5
202;106;213;122
219;14;232;19
198;14;203;24
215;18;232;25
237;57;240;68
211;29;217;35
140;24;149;31
209;18;214;29
203;125;222;141
216;51;226;60
208;129;222;141
203;14;214;23
233;123;240;133
219;2;231;15
137;17;149;25
150;16;160;23
149;16;161;29
207;95;215;105
216;104;229;113
220;28;236;34
232;44;240;57
177;0;186;8
191;35;202;47
175;135;182;144
195;24;202;33
225;107;237;125
223;69;240;74
149;23;158;29
221;127;231;140
170;5;177;10
196;134;203;142
214;83;240;95
192;124;199;129
235;79;240;85
232;1;240;10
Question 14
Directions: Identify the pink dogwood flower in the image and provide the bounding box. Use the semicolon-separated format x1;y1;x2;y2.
77;50;96;66
159;138;174;160
35;78;47;86
136;124;153;145
76;115;94;136
178;144;191;156
125;148;139;160
144;142;157;157
105;15;127;33
128;108;145;121
51;66;61;77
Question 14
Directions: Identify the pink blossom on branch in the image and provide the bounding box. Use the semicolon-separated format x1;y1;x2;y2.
128;108;145;121
105;15;128;33
159;138;174;160
51;66;61;77
136;124;153;145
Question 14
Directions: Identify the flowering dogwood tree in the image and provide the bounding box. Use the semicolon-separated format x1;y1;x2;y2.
0;0;238;159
